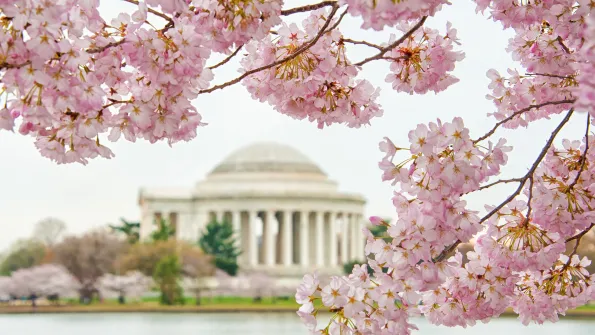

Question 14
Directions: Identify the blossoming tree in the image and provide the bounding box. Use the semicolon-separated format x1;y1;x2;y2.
1;0;595;333
8;264;80;305
97;271;152;304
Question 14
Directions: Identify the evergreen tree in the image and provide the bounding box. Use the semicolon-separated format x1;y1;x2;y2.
198;220;241;276
109;218;140;244
150;218;176;242
153;255;184;306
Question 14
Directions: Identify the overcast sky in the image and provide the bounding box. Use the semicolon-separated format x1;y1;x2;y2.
0;1;587;250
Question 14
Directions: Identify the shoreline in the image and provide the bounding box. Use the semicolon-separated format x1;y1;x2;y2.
0;305;594;319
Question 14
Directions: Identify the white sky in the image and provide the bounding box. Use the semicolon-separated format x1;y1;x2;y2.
0;1;587;250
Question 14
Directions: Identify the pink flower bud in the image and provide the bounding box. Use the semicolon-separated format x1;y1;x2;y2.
369;216;383;226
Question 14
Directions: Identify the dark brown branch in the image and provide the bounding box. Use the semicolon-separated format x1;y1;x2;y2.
434;109;575;263
526;72;573;79
281;1;337;15
525;175;534;220
198;4;340;95
566;223;594;243
122;0;174;24
354;16;427;67
208;45;244;70
478;178;523;191
0;61;31;70
557;36;571;54
324;8;348;34
341;38;383;51
567;114;590;191
87;39;127;54
480;109;574;224
474;99;575;143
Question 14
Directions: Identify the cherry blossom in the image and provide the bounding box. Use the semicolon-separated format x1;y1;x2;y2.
1;0;595;333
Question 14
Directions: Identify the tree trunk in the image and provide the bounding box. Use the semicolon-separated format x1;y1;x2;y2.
195;290;201;306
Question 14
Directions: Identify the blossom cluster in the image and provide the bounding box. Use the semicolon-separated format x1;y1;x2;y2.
298;113;595;333
3;264;80;298
194;0;283;52
574;14;595;117
384;22;464;94
241;10;383;129
340;0;448;31
529;137;595;237
0;0;216;164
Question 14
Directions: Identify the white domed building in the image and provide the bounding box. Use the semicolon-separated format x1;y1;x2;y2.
138;142;366;277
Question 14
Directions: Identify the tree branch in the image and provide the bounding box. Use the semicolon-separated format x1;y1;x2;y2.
557;36;571;54
198;4;340;95
341;38;383;51
122;0;174;24
87;39;127;54
281;1;338;16
474;99;575;143
208;45;244;70
354;16;427;67
526;72;574;80
477;178;524;191
566;223;594;243
434;109;575;263
567;114;590;191
323;7;348;34
0;61;31;70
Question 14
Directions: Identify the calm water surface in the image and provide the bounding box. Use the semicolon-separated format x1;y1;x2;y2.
0;313;593;334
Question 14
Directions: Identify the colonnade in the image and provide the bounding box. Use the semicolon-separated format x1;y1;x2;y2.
147;208;366;268
210;209;364;267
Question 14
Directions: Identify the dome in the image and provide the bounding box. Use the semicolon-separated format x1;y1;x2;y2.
209;142;326;176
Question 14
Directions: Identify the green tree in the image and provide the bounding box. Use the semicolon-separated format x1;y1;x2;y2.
342;260;373;276
153;255;184;305
368;218;392;242
150;218;176;242
198;220;241;276
109;218;140;244
0;239;46;275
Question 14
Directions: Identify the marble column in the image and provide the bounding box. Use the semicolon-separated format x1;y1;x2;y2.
350;213;359;260
282;211;293;266
315;211;324;266
264;210;276;266
248;210;258;266
341;214;349;263
299;211;309;267
232;211;241;250
329;212;338;266
216;211;224;223
356;214;365;258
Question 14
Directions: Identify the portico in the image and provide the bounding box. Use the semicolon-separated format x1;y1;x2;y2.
138;142;366;277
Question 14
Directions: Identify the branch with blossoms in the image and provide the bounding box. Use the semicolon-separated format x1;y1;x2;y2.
3;0;595;333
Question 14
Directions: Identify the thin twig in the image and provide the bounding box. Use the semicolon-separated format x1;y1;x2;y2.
87;39;127;54
474;99;575;143
281;0;337;15
525;175;534;220
208;45;244;70
0;61;31;70
477;178;524;191
122;0;174;24
323;8;348;34
526;73;573;79
480;109;574;224
341;38;383;51
567;114;590;191
566;223;594;243
557;36;571;54
434;109;576;263
198;4;340;95
354;16;427;67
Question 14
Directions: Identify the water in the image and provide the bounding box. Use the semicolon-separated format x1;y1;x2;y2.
0;313;592;334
